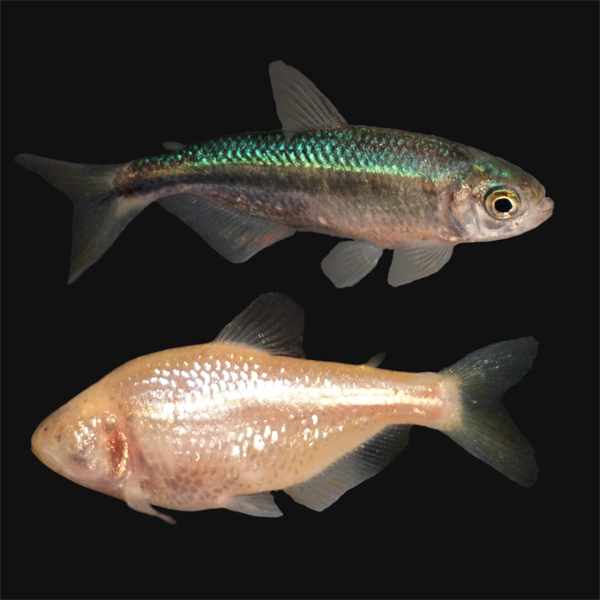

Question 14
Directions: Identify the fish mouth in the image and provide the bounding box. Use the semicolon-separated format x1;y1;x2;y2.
538;196;554;215
31;419;64;476
32;437;63;475
533;196;554;226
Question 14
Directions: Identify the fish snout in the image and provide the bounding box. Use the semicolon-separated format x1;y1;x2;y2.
31;416;64;475
538;196;554;215
530;196;553;228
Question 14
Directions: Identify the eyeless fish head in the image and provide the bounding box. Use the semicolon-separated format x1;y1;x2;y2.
448;151;553;242
32;387;128;497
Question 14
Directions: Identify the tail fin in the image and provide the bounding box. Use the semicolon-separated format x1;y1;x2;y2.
440;337;539;487
15;154;143;283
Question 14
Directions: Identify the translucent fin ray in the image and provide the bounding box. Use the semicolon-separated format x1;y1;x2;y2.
388;241;453;287
158;194;295;263
284;425;411;511
269;61;347;138
15;153;135;283
365;352;386;368
226;493;283;518
215;293;305;358
123;482;176;525
321;240;384;287
440;337;539;487
163;141;186;151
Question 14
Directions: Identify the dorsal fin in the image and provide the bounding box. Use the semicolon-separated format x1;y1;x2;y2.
214;293;305;358
269;61;347;139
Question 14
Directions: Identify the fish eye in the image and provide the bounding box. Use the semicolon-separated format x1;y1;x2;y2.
484;188;520;219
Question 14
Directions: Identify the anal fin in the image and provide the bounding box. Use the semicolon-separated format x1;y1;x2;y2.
159;194;295;263
284;425;411;512
321;240;384;288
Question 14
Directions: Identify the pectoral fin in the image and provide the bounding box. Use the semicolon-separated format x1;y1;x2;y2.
284;425;411;512
123;483;176;525
388;241;454;287
158;194;295;263
321;240;384;288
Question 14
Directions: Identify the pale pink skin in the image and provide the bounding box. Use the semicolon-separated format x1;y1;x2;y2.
32;342;461;521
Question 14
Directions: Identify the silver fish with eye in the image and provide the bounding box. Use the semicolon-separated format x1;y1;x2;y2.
16;62;553;286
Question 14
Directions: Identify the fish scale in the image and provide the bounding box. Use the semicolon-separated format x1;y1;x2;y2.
136;128;470;183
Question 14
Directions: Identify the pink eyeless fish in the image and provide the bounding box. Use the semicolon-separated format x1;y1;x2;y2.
16;61;553;287
32;294;539;523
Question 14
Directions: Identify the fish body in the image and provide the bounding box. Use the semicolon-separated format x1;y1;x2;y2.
32;294;539;523
122;129;464;245
16;62;553;286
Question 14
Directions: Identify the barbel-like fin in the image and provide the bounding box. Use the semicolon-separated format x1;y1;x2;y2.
158;194;295;264
215;292;305;358
226;492;283;518
163;141;186;151
15;153;140;283
284;425;411;512
388;241;454;287
269;61;347;139
440;337;539;487
321;240;384;288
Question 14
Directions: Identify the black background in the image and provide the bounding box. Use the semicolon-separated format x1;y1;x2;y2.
4;4;598;600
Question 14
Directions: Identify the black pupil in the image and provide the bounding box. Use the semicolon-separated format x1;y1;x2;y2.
494;197;514;213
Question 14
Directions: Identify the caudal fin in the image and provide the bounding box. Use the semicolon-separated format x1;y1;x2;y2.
15;154;142;283
440;337;539;487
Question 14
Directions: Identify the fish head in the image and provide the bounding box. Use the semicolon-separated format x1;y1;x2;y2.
32;384;130;499
448;151;553;242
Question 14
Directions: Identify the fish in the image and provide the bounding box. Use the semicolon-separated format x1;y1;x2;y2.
15;61;553;287
31;293;539;523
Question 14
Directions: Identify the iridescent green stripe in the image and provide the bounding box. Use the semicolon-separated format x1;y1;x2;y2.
133;127;469;183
